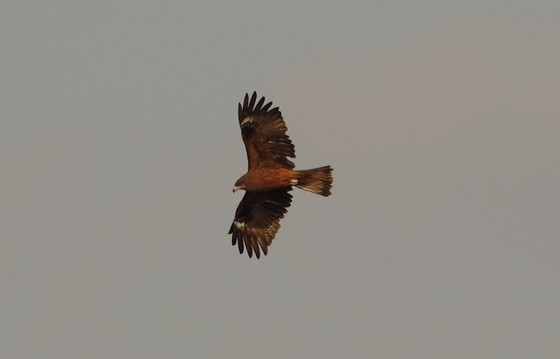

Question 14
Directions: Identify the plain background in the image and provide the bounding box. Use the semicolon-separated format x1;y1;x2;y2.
1;1;559;358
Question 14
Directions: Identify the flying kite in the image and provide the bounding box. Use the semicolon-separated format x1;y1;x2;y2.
229;92;333;258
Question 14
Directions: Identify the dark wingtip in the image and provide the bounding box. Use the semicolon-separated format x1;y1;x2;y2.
248;92;257;110
237;235;244;255
246;239;253;258
255;95;265;111
238;91;282;122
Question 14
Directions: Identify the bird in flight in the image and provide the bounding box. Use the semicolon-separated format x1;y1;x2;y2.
229;92;333;258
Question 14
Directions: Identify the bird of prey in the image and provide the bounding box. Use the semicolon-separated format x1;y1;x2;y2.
229;92;333;258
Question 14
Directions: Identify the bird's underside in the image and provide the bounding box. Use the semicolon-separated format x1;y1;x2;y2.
229;92;333;258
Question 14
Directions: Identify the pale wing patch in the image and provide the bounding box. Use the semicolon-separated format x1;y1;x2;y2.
233;220;246;230
240;116;254;126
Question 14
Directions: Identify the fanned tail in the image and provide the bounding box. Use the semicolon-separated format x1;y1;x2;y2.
295;166;333;197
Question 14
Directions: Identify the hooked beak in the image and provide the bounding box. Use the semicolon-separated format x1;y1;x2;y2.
232;186;241;193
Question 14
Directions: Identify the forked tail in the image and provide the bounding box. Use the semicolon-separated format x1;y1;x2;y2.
295;166;333;197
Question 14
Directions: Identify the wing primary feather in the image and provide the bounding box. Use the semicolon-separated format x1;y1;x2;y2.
245;235;253;258
248;92;257;110
261;101;272;113
237;233;244;254
255;96;265;111
250;236;260;259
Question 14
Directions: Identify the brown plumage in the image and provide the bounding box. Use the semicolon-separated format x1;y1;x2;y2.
229;92;333;258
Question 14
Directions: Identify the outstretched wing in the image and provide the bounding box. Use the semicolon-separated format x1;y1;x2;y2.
238;92;295;169
228;188;293;258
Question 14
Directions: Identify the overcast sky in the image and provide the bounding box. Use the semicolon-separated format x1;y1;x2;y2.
1;1;559;358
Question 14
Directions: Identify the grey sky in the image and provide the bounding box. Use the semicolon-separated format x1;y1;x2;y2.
1;1;559;358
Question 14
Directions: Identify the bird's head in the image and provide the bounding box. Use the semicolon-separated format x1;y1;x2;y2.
232;177;245;193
